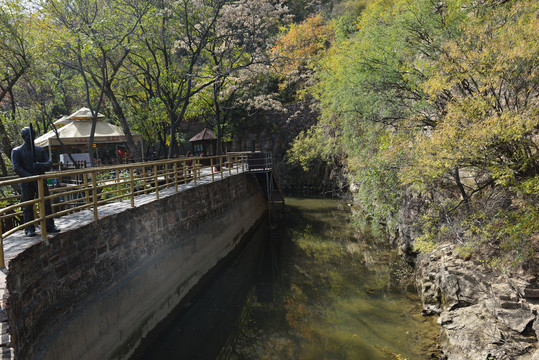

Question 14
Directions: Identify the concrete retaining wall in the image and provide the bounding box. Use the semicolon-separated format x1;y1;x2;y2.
6;173;268;360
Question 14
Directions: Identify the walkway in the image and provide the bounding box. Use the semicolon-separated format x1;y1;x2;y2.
0;167;241;358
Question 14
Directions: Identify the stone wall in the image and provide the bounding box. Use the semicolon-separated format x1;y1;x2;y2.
6;173;268;360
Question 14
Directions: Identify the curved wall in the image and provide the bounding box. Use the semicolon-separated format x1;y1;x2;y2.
6;173;267;360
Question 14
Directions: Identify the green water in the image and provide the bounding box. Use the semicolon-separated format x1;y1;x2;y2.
233;197;439;360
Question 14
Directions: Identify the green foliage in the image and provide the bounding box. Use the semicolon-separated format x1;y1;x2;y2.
0;0;290;161
287;0;539;269
463;204;538;270
125;98;168;141
287;125;340;171
97;170;145;201
0;0;535;271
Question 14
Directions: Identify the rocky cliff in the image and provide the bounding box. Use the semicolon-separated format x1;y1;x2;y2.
415;244;539;359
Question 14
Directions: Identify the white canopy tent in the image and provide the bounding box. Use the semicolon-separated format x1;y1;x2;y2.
35;119;142;147
35;107;143;164
52;107;105;126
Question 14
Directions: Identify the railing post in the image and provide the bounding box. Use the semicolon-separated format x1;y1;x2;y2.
165;162;170;188
228;155;232;177
182;159;187;184
116;168;122;201
174;162;178;192
154;164;159;200
130;168;135;207
194;159;197;186
33;197;38;222
84;172;90;207
92;171;98;220
242;154;245;172
38;178;47;240
211;157;215;183
220;156;223;180
0;220;5;268
143;166;148;194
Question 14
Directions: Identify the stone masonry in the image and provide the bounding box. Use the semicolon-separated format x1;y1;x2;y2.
2;172;267;360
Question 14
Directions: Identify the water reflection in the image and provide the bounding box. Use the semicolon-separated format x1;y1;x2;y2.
130;225;267;360
131;197;439;360
233;197;438;360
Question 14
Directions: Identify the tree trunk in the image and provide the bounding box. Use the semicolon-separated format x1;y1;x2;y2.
0;120;13;176
214;82;222;156
105;83;139;160
453;167;470;214
0;149;8;176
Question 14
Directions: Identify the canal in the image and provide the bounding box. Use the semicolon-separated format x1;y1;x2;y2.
131;197;439;360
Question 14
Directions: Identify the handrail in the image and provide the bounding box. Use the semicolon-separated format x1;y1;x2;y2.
0;154;247;268
228;151;272;171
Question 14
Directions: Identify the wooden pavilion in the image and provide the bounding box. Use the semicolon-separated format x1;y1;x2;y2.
189;128;217;156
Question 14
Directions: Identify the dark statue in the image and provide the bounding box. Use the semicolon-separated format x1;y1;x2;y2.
11;126;60;237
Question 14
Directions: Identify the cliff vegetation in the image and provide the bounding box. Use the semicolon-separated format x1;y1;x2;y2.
281;0;538;272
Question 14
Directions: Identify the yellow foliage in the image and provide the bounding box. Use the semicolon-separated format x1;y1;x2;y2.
271;14;335;79
402;0;539;190
288;0;538;268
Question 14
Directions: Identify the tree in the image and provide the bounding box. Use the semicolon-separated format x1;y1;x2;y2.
126;0;227;158
288;0;539;267
284;0;336;22
205;0;288;154
402;0;539;263
271;13;334;100
42;0;153;163
403;0;539;196
0;1;34;175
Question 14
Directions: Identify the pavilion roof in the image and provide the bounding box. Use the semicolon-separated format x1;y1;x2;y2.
189;128;217;142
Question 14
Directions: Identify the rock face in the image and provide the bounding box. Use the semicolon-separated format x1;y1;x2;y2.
415;244;539;359
396;191;425;260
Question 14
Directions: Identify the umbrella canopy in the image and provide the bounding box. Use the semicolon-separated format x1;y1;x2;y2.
35;119;142;147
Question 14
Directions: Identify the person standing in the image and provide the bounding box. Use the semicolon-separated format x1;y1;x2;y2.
11;126;60;237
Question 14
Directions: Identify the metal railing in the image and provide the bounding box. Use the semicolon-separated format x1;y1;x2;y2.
229;151;272;172
0;153;248;267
